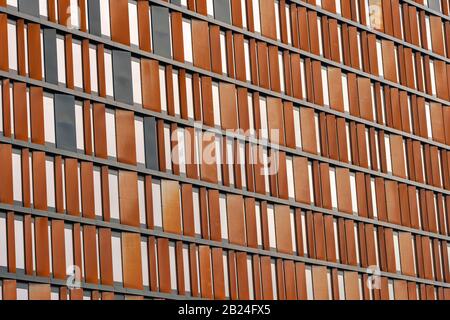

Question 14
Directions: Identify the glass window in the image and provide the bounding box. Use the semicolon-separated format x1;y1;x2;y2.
222;252;229;297
88;0;101;36
307;161;314;204
384;134;392;173
8;21;17;71
128;1;139;46
93;166;103;218
290;209;296;254
182;245;190;293
159;66;167;112
244;40;251;82
207;0;214;16
143;117;159;170
75;101;84;151
185;74;194;119
109;170;120;221
428;0;442;11
177;128;186;175
333;218;340;261
46;157;55;208
151;5;172;59
140;238;149;287
293;107;302;148
17;285;28;300
182;19;193;63
317;16;323;56
241;0;247;29
305;266;313;299
270;259;277;299
43;28;58;85
329;168;337;209
285;4;291;44
72;40;83;89
105;109;117;157
7;0;18;8
267;204;276;249
12;150;22;203
112;50;133;104
350;173;358;214
89;45;98;93
212;82;221;127
135;117;145;165
131;58;142;105
253;0;261;33
376;40;384;77
172;70;180;116
219;194;228;240
322;67;329;106
138;177;146;226
220;31;228;75
300;58;307;99
163;124;172;171
100;0;111;37
64;224;74;273
238;141;246;188
192;187;201;235
370;178;378;218
247;256;254;299
0;213;8;268
54;94;77;152
213;0;231;24
56;36;66;84
215;134;222;183
278;51;285;93
169;242;177;291
112;233;123;283
152;179;163;228
104;49;114;98
255;202;262;247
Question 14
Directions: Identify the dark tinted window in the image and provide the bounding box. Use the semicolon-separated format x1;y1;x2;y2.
43;29;58;85
112;50;133;105
18;0;40;17
214;0;231;24
88;0;102;36
144;117;159;170
428;0;441;12
151;6;172;59
54;94;77;152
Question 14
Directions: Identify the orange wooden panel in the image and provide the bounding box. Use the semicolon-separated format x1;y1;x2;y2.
227;194;246;246
122;232;143;290
398;232;415;277
199;245;213;299
27;23;43;80
219;83;238;130
274;205;293;254
192;20;211;71
109;0;130;45
35;217;50;277
30;87;45;145
83;225;99;284
80;162;95;219
32;152;48;210
115;110;137;165
300;108;317;154
382;40;397;82
119;170;139;227
64;158;79;215
98;228;113;286
51;219;66;280
344;271;360;300
312;266;329;300
266;97;285;145
29;284;51;300
390;134;407;179
336;168;352;214
162;180;182;234
0;144;13;204
260;0;276;40
13;83;28;141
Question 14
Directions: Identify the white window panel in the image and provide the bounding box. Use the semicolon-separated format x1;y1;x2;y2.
300;59;307;99
262;148;269;193
192;187;201;235
384;135;392;173
215;135;222;183
314;113;321;154
333;219;340;261
371;84;377;122
0;215;7;267
72;40;83;89
152;179;163;228
7;0;17;8
173;70;180;116
425;15;433;51
307;162;314;204
39;0;48;17
163;124;172;171
9;86;13;136
370;178;378;218
26;88;31;138
135;117;145;165
290;209;296;254
186;74;194;119
286;156;295;199
169;242;177;291
322;67;329;106
17;287;28;300
244;40;251;82
100;0;111;37
429;60;437;96
241;0;247;29
89;46;98;93
219;194;228;240
342;74;349;112
247;93;254;133
285;4;292;44
278;51;285;93
138;178;146;226
108;172;120;220
247;256;254;299
376;40;384;77
105;110;116;157
357;33;363;69
48;223;53;273
75;102;84;151
12;151;22;203
255;202;262;246
207;0;214;16
365;128;371;168
275;1;281;41
350;173;358;214
140;240;149;287
57;37;66;84
159;66;167;112
223;252;230;297
182;19;193;63
267;205;276;249
64;225;74;274
271;259;277;299
253;0;261;33
259;97;268;140
305;266;313;300
128;1;139;46
112;234;123;283
353;223;360;264
93;167;102;218
177;129;186;174
317;17;323;56
338;271;345;299
8;21;17;71
69;0;80;29
44;95;55;143
212;82;221;127
293;108;302;148
183;245;190;293
131;59;142;105
104;50;114;97
337;25;343;63
329;168;337;209
220;32;228;75
46;158;55;208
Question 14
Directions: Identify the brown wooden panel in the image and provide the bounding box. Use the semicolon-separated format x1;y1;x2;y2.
109;0;130;45
0;144;13;204
80;162;95;219
82;225;98;284
192;20;211;71
98;228;113;286
266;97;285;145
12;83;28;141
382;40;397;82
328;67;344;112
227;194;246;246
29;284;51;300
64;158;79;215
28;23;42;80
344;271;360;300
260;0;276;40
35;217;50;277
300;107;317;154
51;219;66;280
0;14;8;71
141;59;161;111
312;266;329;300
92;103;107;158
390;134;407;179
115;110;137;165
211;247;225;299
274;205;293;254
137;0;151;52
122;232;143;290
219;83;238;130
385;180;401;225
32;152;47;210
199;245;213;298
293;156;311;204
162;180;182;234
336;168;352;214
118;170;139;227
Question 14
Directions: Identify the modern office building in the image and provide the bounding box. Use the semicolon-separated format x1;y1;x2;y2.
0;0;449;300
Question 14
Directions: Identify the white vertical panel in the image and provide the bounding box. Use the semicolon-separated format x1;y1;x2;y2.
93;167;102;218
104;50;114;97
128;2;139;46
72;40;83;89
44;95;56;143
159;66;167;112
267;205;276;249
138;178;146;226
183;19;193;63
219;194;228;240
46;158;55;208
75;102;84;151
105;110;116;157
57;37;66;84
112;234;123;283
100;0;111;37
12;152;22;203
14;219;24;269
108;172;120;220
131;59;142;105
135;117;145;164
0;215;8;267
8;21;17;71
152;179;163;228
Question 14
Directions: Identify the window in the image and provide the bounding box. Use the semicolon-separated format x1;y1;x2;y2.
255;202;262;247
247;256;254;299
270;259;277;299
214;0;231;24
278;51;285;93
105;109;117;157
131;58;142;105
169;242;177;291
220;31;228;75
141;239;149;287
322;67;329;106
12;150;22;203
72;40;83;89
75;101;84;151
267;204;276;249
307;162;314;204
46;157;55;208
135;117;145;165
219;194;228;240
186;74;194;119
207;0;214;17
252;0;261;33
89;45;98;93
293;108;302;148
350;173;358;214
104;49;114;97
112;233;123;283
8;20;17;71
143;117;159;170
159;66;167;112
163;124;172;171
329;168;337;209
182;245;190;293
151;5;172;59
109;170;120;221
69;0;80;29
64;224;74;274
274;1;281;41
182;19;193;63
152;179;163;228
138;177;146;226
286;156;295;199
376;40;384;77
244;40;251;82
172;70;180;116
112;50;133;105
56;36;66;84
128;1;139;46
100;0;111;37
93;166;103;218
0;213;7;268
54;94;77;152
223;251;230;297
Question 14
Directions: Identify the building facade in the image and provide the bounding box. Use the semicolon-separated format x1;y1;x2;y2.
0;0;449;300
